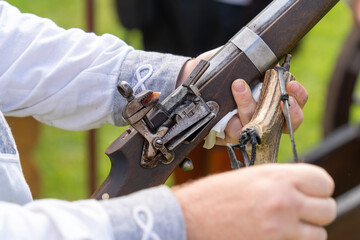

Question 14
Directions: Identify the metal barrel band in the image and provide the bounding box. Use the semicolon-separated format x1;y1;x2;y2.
230;26;278;73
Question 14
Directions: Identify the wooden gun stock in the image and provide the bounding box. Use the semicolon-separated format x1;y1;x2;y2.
92;0;339;199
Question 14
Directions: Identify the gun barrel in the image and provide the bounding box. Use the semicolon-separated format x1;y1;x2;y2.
196;0;339;89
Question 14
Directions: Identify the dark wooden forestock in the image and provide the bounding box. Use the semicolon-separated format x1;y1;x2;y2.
92;0;339;199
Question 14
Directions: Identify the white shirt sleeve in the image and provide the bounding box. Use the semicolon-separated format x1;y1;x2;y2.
0;198;114;240
0;1;188;131
0;1;131;131
0;2;188;239
0;186;186;240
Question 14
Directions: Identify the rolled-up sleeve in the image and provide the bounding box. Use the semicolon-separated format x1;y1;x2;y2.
0;198;114;239
101;186;186;240
0;185;186;240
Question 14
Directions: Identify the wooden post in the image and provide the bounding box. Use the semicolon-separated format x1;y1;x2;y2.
85;0;97;195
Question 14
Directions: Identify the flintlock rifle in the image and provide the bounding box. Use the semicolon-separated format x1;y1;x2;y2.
92;0;339;199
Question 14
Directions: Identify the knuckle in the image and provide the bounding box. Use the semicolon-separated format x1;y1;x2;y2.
287;81;308;108
317;168;335;195
238;94;255;108
327;198;337;223
313;227;327;240
241;108;255;120
267;193;294;213
320;228;328;240
301;224;327;240
269;170;290;182
262;220;286;239
264;173;299;212
266;189;295;213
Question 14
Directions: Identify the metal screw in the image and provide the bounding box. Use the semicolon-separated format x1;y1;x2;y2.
154;138;163;148
179;158;194;171
194;97;201;103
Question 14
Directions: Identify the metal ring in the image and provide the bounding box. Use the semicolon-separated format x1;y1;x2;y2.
230;26;278;73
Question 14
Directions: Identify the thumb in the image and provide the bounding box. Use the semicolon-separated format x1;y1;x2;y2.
231;79;257;126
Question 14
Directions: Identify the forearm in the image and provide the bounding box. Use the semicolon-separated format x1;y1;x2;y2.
0;2;188;131
0;199;113;239
0;185;185;239
101;186;186;240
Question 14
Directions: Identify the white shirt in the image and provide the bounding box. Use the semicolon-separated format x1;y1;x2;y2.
0;1;187;239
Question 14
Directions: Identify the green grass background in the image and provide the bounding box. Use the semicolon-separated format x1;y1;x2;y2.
5;0;354;200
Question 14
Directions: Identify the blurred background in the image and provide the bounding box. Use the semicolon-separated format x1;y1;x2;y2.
4;0;355;200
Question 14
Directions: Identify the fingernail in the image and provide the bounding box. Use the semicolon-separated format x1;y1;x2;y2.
233;80;246;93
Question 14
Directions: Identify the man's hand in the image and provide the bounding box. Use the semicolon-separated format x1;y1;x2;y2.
217;79;308;145
173;163;336;240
